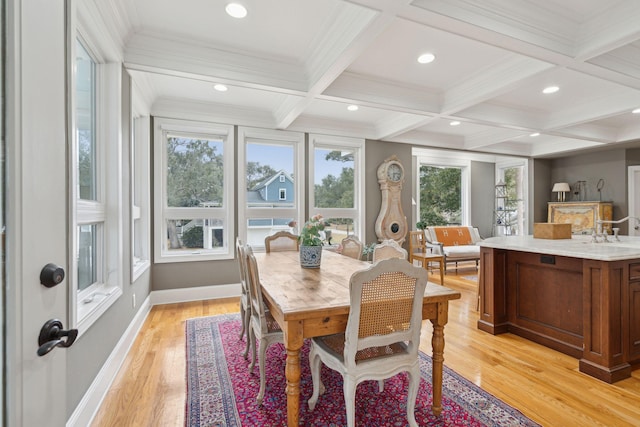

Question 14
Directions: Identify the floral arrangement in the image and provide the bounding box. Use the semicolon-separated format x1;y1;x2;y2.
299;215;326;246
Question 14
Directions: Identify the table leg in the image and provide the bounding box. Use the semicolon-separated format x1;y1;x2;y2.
284;321;304;427
430;302;449;416
439;258;444;286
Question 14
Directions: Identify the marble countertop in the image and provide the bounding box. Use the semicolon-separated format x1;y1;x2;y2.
480;235;640;261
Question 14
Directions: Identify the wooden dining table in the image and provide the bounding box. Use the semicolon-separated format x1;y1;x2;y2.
253;249;461;426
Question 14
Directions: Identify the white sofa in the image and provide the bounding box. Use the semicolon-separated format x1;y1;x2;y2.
423;226;482;273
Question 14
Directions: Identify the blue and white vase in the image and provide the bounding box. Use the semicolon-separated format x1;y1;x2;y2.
299;245;322;268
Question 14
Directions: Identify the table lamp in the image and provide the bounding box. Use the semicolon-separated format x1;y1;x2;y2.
552;182;570;202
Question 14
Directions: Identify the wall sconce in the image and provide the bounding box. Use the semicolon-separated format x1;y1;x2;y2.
552;182;570;202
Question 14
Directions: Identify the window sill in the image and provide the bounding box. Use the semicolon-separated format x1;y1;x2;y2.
77;285;122;337
155;250;233;263
131;259;150;282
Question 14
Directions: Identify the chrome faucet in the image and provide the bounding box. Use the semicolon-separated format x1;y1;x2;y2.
595;216;640;242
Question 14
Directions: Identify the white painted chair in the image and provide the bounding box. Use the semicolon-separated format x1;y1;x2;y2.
245;245;284;405
264;230;299;252
372;239;408;263
307;258;428;427
340;235;363;260
235;237;251;358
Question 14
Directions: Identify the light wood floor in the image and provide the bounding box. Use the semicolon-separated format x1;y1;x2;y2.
91;264;640;427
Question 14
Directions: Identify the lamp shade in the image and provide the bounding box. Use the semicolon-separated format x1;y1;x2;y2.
552;182;570;192
552;182;570;201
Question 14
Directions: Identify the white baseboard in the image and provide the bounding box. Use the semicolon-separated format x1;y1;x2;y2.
68;283;241;426
151;282;241;305
67;295;152;427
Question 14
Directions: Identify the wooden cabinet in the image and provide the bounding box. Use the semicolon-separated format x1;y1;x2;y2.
478;246;640;383
547;201;613;234
630;263;640;360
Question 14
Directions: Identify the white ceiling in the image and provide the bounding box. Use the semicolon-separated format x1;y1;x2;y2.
95;0;640;158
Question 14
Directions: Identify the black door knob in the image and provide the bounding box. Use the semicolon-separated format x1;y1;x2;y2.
40;263;65;288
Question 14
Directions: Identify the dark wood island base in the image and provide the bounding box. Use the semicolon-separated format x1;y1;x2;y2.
478;245;640;383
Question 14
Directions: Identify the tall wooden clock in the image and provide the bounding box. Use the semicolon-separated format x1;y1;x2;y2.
375;155;408;244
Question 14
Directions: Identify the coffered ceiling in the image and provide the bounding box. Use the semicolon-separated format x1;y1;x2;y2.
95;0;640;158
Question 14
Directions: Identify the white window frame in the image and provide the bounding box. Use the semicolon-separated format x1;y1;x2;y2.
279;188;286;200
308;134;365;240
237;126;305;250
69;20;124;333
153;117;235;263
279;175;285;183
130;89;151;281
412;148;471;227
496;158;529;236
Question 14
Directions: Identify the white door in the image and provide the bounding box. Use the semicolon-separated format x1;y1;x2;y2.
629;166;640;237
6;0;69;425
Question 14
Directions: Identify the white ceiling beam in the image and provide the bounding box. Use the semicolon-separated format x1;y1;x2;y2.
386;129;466;150
286;115;377;140
545;124;618;144
275;1;412;129
455;102;547;132
574;1;640;61
403;0;577;62
374;113;434;140
617;122;640;142
321;72;441;114
463;128;527;150
543;90;640;131
530;138;604;157
442;57;554;115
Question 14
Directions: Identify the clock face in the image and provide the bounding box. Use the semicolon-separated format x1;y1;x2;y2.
387;163;403;182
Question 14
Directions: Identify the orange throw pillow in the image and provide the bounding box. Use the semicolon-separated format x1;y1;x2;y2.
433;227;473;246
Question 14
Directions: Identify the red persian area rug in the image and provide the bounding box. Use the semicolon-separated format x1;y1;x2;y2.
185;314;540;427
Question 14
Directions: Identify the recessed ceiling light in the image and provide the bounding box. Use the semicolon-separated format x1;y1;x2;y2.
542;86;559;94
347;105;359;111
225;3;247;18
417;53;436;64
213;84;228;92
530;132;540;137
632;108;640;114
449;121;461;126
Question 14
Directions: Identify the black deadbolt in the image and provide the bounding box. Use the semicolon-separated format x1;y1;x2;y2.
40;263;65;288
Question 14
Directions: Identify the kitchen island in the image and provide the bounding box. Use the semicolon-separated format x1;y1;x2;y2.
478;235;640;383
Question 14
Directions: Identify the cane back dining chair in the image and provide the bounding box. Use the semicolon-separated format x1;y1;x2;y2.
371;239;408;263
244;244;284;405
264;230;299;252
235;237;251;358
307;258;429;427
340;235;364;260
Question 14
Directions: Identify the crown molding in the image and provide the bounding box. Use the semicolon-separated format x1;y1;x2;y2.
124;33;308;93
77;0;124;62
151;98;276;129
